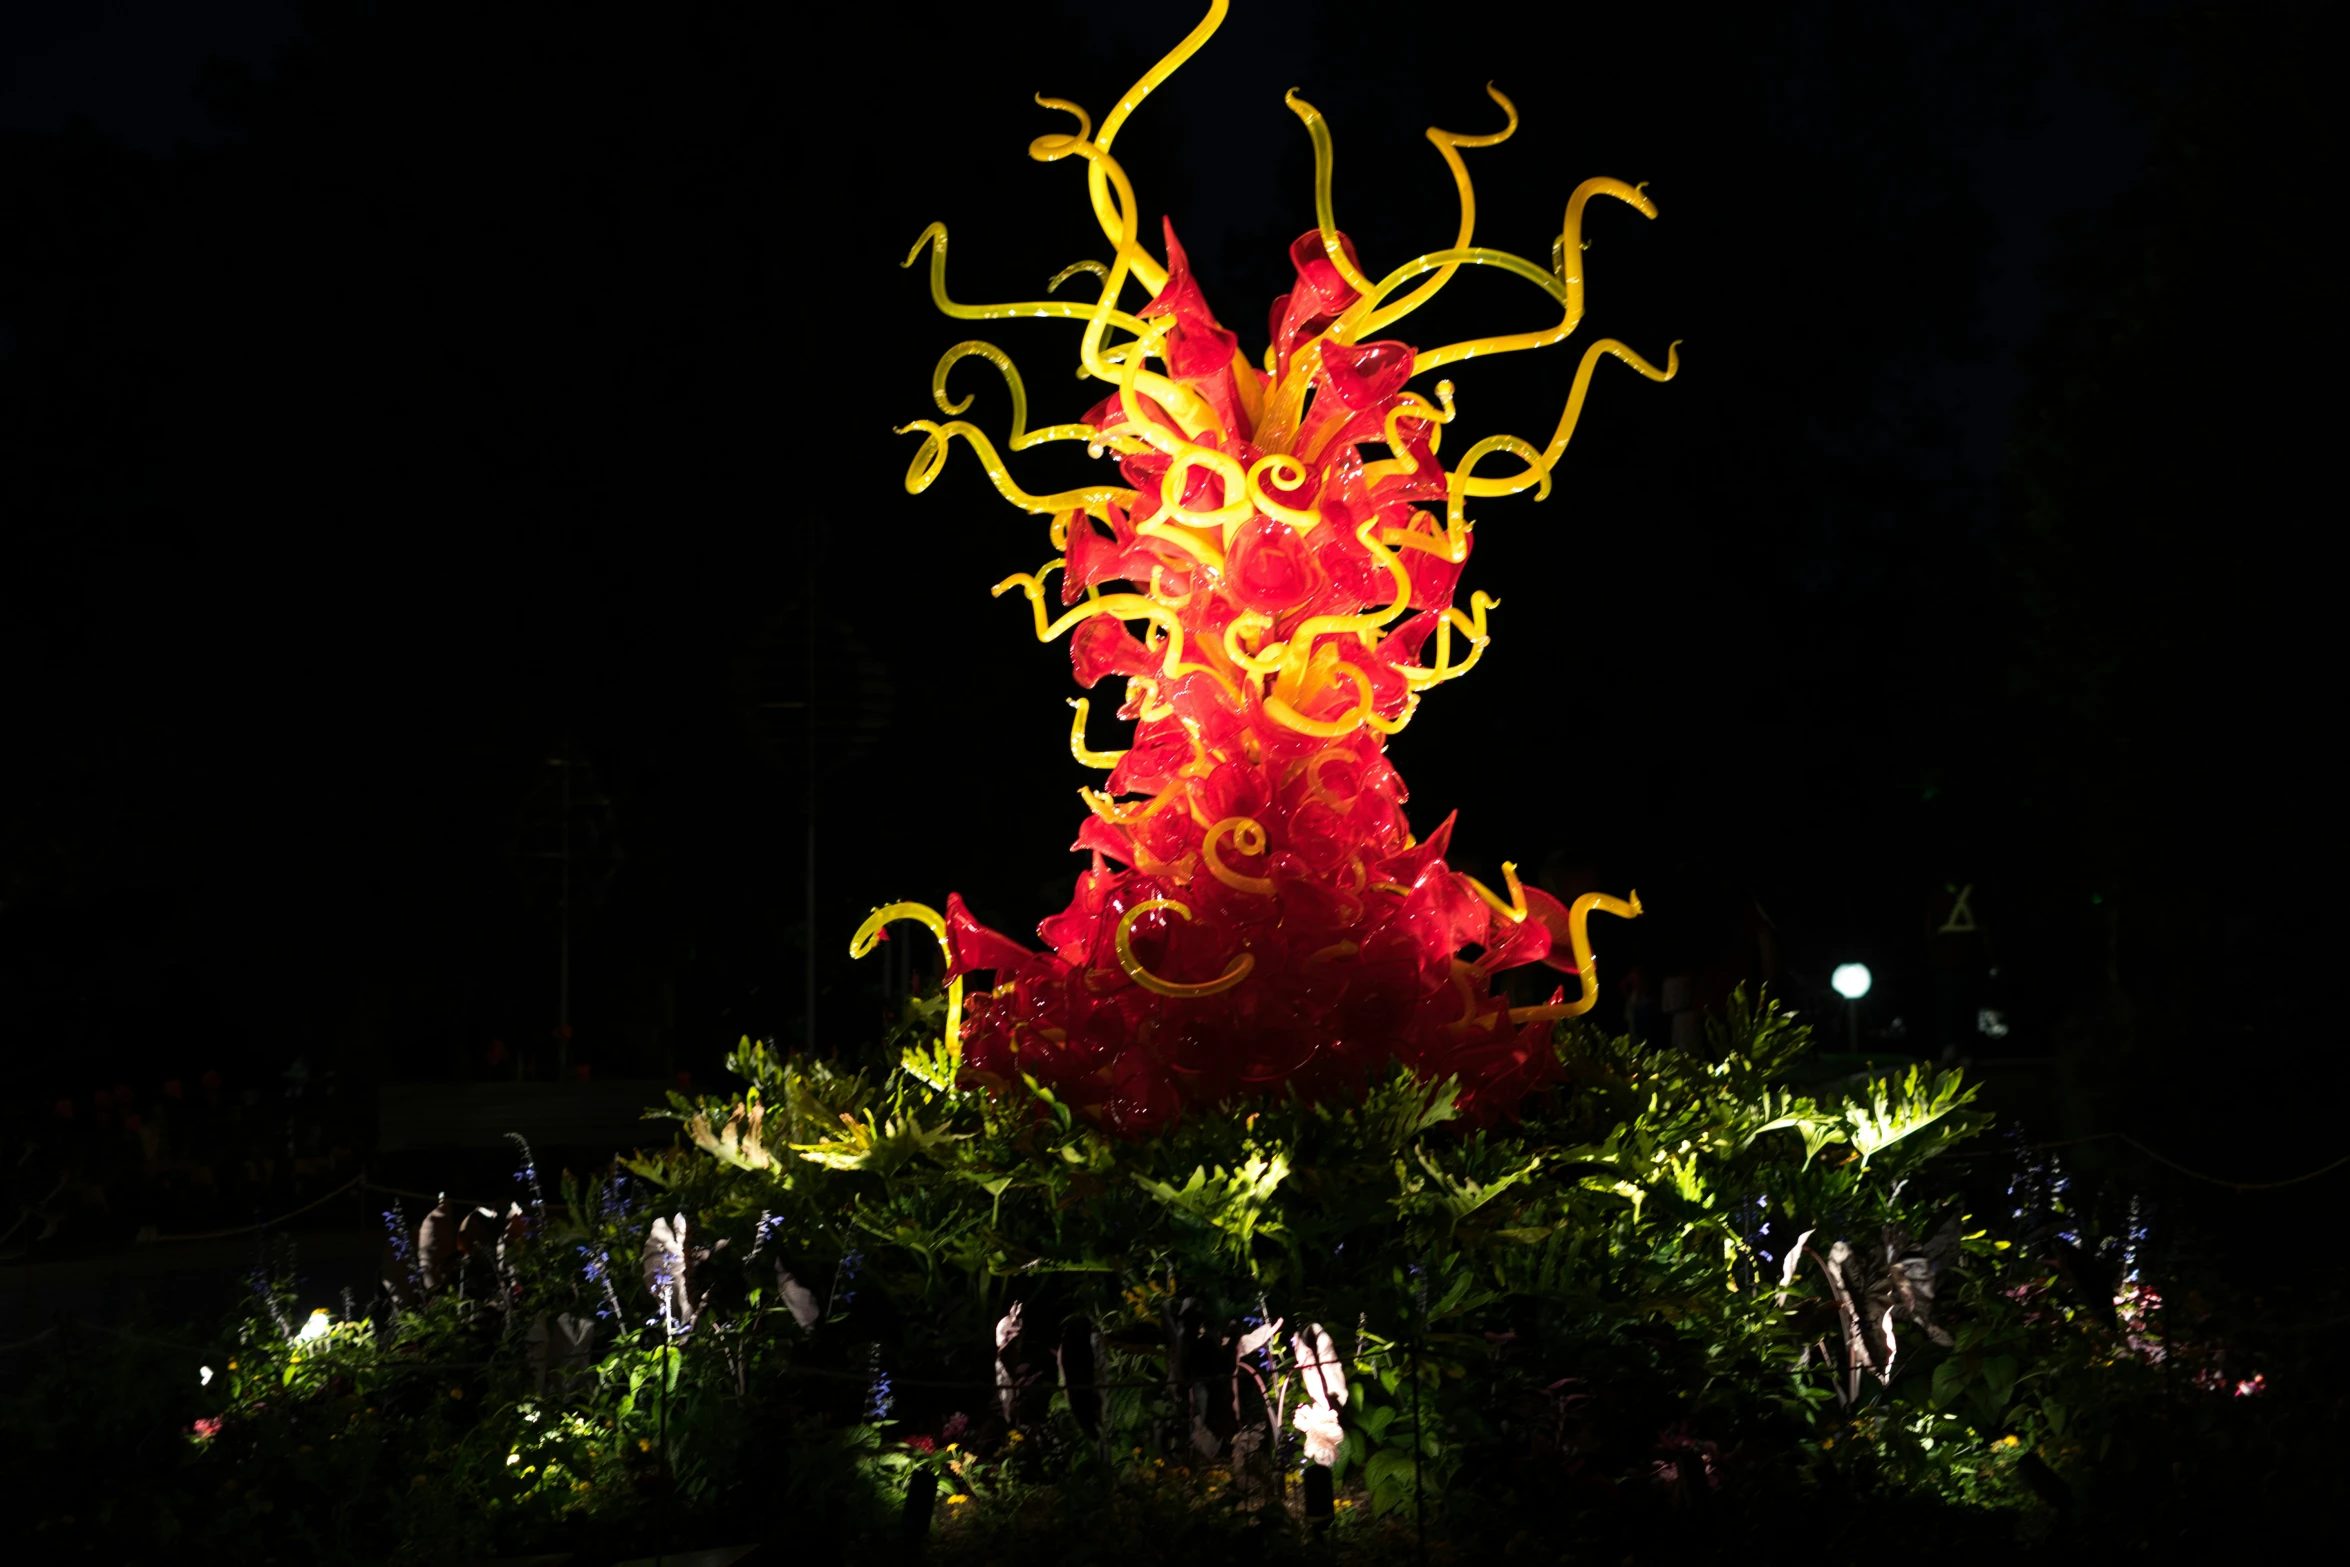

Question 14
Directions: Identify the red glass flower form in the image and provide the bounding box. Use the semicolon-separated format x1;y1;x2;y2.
865;8;1676;1131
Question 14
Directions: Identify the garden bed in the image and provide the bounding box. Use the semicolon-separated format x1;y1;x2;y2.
7;993;2326;1562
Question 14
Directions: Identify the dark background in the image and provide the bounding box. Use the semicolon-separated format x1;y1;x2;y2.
2;1;2338;1181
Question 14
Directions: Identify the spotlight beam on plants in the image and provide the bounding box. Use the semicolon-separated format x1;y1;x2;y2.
853;0;1676;1131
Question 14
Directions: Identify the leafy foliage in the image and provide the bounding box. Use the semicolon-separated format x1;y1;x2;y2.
6;990;2274;1560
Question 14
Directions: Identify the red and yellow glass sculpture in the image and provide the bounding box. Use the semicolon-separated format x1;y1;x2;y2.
854;0;1676;1132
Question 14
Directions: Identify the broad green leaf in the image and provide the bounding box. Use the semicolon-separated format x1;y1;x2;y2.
1930;1356;1973;1412
1414;1146;1543;1229
791;1107;966;1173
1965;1353;2020;1427
1845;1064;1985;1171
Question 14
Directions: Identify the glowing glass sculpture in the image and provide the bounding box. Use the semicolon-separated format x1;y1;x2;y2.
854;0;1675;1131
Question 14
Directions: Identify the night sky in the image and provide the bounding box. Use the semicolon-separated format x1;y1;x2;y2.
3;2;2338;1172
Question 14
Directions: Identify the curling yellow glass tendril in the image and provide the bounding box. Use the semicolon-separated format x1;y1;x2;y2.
1081;785;1144;825
992;571;1188;674
1149;564;1193;608
1068;697;1128;769
1284;89;1377;298
899;418;1131;516
1262;659;1375;739
1244;454;1323;534
1221;612;1286;678
903;222;1152;336
1359;389;1451;490
1390;589;1499;690
932;341;1096;450
1413;178;1658;372
1266;508;1414;704
1340;87;1519;343
1026;115;1218;430
1108;318;1232;476
1462;860;1530;924
1047;259;1110;293
1114;897;1255;997
1203;817;1276;896
850;902;967;1070
1505;890;1643;1023
1124;673;1177;723
1081;1;1231;294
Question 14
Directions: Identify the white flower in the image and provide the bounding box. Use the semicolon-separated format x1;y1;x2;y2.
1288;1321;1348;1468
641;1214;693;1328
1292;1323;1346;1410
1292;1399;1344;1467
1235;1317;1283;1362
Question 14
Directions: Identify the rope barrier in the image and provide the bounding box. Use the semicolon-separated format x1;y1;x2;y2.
2024;1132;2350;1191
26;1105;2336;1262
74;1319;209;1353
126;1174;465;1245
134;1174;369;1243
83;1134;2350;1249
0;1321;205;1355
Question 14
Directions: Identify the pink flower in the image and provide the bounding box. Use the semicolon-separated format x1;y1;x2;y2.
190;1417;223;1440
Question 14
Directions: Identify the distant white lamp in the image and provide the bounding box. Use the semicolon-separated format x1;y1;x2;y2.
1830;962;1872;1051
296;1308;332;1344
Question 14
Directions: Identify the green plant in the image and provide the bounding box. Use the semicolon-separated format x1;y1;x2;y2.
12;988;2270;1562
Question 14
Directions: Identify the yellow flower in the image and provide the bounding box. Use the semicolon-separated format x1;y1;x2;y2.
947;1494;970;1506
